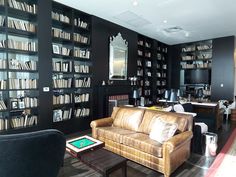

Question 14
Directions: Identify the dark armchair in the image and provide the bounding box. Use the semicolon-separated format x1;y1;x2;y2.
0;129;66;177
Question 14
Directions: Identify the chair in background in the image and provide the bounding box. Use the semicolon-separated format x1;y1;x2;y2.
0;129;66;177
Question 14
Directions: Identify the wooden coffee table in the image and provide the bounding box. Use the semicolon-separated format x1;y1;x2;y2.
66;135;127;177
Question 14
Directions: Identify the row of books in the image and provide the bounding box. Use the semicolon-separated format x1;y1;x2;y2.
52;44;71;56
10;97;38;109
8;0;37;14
53;78;72;88
75;108;90;118
197;44;212;51
137;69;143;76
0;15;5;27
75;77;91;88
74;48;90;59
182;55;195;61
137;40;143;46
137;60;142;66
0;80;7;90
182;46;195;52
7;39;37;52
53;93;72;105
74;64;89;73
52;28;71;40
145;52;151;58
53;108;72;122
9;78;37;89
52;60;72;72
0;100;7;110
157;89;165;95
74;93;89;103
0;119;8;131
74;18;88;29
9;58;37;70
52;11;70;24
138;50;143;56
10;115;38;128
157;72;167;78
144;89;151;96
156;80;166;86
8;18;36;33
73;33;89;44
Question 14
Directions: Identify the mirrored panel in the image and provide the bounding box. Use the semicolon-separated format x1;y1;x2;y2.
109;33;128;80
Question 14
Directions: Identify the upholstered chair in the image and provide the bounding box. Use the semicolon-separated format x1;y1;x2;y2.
0;129;66;177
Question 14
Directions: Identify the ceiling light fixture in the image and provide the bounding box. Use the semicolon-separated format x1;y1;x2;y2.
132;0;138;6
185;31;189;37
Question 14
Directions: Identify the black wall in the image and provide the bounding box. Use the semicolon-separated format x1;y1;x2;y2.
91;16;138;119
211;36;235;101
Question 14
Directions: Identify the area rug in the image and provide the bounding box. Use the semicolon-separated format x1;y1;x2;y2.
205;128;236;177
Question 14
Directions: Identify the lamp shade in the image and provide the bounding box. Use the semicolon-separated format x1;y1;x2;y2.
132;90;139;99
164;90;169;99
169;91;177;102
177;89;181;97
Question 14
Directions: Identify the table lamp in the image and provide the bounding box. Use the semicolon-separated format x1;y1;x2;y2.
132;89;139;106
170;91;177;112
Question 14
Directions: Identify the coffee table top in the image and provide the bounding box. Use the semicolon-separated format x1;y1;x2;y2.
66;135;104;155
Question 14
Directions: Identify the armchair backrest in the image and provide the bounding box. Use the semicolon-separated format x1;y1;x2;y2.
0;129;66;177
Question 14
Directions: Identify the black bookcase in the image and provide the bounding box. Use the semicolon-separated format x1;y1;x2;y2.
0;0;39;133
137;34;169;106
51;1;92;133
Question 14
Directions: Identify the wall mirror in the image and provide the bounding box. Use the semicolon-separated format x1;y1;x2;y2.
109;33;128;80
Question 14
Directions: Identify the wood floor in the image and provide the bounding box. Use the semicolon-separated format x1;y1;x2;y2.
58;118;236;177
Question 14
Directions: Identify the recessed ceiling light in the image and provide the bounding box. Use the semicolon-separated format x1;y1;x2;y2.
185;32;189;37
132;0;138;6
163;20;167;23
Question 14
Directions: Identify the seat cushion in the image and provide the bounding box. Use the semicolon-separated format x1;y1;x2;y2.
121;133;163;158
96;126;136;143
113;107;145;131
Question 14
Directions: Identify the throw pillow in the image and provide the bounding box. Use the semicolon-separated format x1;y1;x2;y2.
149;118;178;144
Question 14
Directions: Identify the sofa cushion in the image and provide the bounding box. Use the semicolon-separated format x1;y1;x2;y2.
149;118;178;144
113;107;145;131
96;126;136;143
138;110;191;134
121;133;163;158
111;107;120;119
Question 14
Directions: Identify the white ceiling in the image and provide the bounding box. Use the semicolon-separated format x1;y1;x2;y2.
54;0;236;45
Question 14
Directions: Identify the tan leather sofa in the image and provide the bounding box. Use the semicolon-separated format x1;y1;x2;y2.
90;107;193;177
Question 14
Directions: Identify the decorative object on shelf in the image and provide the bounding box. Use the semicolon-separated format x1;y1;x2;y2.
109;32;128;80
129;76;138;85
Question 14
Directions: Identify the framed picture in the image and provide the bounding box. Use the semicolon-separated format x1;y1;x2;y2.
11;101;18;109
53;44;60;54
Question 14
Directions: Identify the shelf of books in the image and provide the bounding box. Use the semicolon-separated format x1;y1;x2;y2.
0;0;39;132
51;1;92;124
137;34;154;106
156;42;168;100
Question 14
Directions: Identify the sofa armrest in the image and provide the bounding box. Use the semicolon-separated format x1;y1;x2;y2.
90;117;113;128
162;131;193;176
163;131;193;153
90;117;114;138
